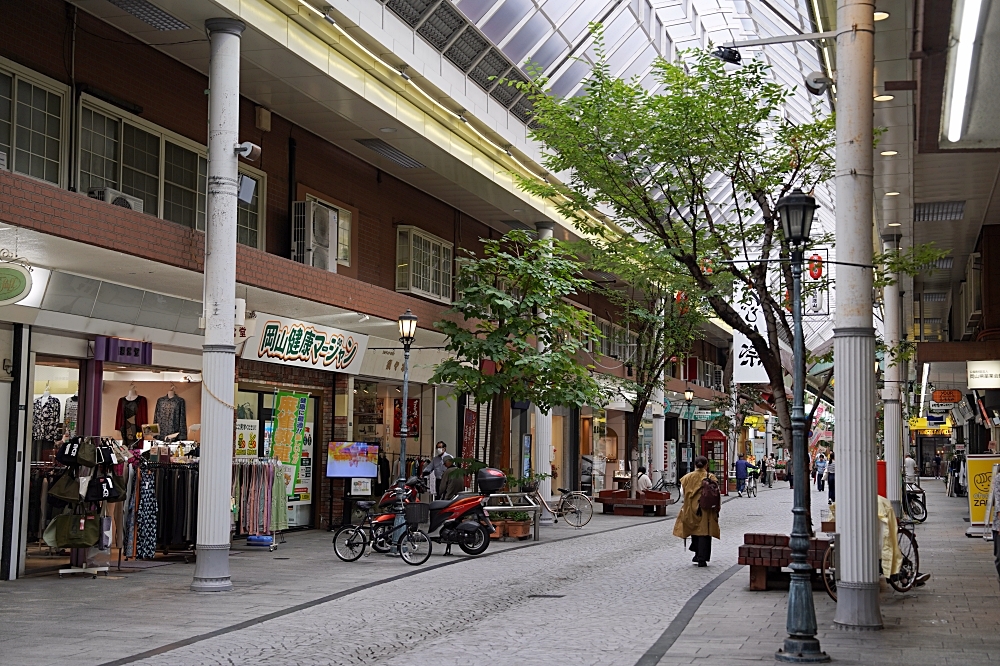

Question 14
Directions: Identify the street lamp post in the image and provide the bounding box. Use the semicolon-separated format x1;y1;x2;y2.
684;386;694;479
392;309;418;551
775;189;828;663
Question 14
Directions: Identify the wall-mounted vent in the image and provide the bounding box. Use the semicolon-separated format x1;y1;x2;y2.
914;201;965;222
923;292;948;302
107;0;190;30
418;4;466;49
469;48;511;90
386;0;434;26
490;69;526;107
356;139;425;168
445;28;489;72
932;257;954;269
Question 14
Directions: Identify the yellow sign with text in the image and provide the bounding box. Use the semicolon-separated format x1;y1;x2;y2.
966;455;1000;525
907;417;928;429
744;415;765;430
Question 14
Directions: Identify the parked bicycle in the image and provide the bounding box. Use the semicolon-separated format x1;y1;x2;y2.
334;483;432;565
821;519;919;600
904;482;927;522
528;487;594;528
745;469;758;497
332;500;392;562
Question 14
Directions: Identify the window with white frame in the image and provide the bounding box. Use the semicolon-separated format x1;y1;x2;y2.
78;95;264;249
305;195;351;266
0;60;67;185
396;226;452;303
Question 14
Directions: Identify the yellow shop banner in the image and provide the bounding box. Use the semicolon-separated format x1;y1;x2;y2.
966;455;1000;525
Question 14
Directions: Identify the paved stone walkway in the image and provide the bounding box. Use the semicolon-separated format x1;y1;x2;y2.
0;482;807;666
655;479;1000;665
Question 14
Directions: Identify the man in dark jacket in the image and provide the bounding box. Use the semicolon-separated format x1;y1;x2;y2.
735;454;751;497
439;455;466;499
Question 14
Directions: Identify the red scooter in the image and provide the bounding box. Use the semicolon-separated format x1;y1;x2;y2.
424;467;506;556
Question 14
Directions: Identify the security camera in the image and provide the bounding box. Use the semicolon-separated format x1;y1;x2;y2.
235;141;261;161
805;71;832;96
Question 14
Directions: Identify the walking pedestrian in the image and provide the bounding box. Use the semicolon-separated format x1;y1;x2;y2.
824;453;835;504
735;454;750;497
673;456;720;567
815;453;827;492
904;453;918;485
766;454;776;488
933;452;942;480
429;441;448;499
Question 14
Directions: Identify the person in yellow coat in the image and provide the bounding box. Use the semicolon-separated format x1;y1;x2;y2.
673;456;721;566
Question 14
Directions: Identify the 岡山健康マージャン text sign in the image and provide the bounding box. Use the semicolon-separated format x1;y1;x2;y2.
242;313;369;374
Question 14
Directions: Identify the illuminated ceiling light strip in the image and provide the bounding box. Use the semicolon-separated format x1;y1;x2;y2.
297;0;325;17
919;362;930;417
947;0;984;142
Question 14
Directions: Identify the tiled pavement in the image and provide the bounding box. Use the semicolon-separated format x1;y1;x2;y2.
655;480;1000;665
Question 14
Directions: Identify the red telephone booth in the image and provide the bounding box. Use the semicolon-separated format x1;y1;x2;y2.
701;429;729;495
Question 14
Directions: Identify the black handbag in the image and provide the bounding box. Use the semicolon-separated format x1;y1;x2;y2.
48;467;80;505
84;474;121;502
55;438;82;466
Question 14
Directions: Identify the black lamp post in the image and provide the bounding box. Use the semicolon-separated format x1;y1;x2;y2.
391;309;418;550
684;386;694;479
775;189;828;663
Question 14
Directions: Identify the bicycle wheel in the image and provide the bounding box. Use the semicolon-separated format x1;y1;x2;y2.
399;529;432;565
748;477;757;497
561;493;594;528
907;496;927;523
333;525;367;562
821;542;837;601
370;523;392;553
889;528;919;592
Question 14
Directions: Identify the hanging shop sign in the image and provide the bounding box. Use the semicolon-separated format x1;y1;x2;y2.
242;313;368;374
744;415;766;429
966;455;1000;527
94;336;153;365
929;401;956;413
733;284;769;384
968;361;1000;389
234;419;259;458
0;262;31;306
393;398;420;439
462;408;477;459
907;416;928;429
272;391;309;496
932;389;963;404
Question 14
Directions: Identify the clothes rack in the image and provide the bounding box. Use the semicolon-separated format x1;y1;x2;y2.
232;458;286;549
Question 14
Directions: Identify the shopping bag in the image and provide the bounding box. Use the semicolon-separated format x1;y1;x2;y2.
76;438;97;467
54;510;100;548
48;468;80;504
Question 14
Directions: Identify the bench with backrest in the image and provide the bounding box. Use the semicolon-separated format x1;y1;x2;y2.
593;489;673;516
739;533;831;590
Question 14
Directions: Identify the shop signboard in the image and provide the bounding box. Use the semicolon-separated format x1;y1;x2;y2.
733;284;769;384
234;419;259;457
242;313;369;374
462;408;477;459
0;263;31;306
94;336;153;365
966;455;1000;527
393;398;420;439
744;415;765;429
929;401;955;413
968;361;1000;389
932;389;963;404
272;391;309;496
908;416;928;430
351;478;372;495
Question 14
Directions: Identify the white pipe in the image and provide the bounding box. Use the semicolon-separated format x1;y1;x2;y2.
882;235;903;514
832;0;882;628
191;17;244;593
535;222;554;522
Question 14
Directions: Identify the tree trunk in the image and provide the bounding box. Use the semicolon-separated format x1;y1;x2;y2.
626;409;642;498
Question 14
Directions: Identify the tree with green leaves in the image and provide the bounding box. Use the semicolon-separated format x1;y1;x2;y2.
430;230;604;468
580;236;703;492
512;42;836;437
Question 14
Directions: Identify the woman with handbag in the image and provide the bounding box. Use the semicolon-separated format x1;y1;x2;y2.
673;456;721;567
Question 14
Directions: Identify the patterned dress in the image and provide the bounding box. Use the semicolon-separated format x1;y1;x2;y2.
136;468;158;559
32;395;61;442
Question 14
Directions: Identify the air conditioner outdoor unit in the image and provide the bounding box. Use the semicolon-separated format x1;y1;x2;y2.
291;201;337;273
88;187;144;213
713;368;724;391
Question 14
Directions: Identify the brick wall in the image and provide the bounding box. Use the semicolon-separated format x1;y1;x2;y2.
236;358;345;529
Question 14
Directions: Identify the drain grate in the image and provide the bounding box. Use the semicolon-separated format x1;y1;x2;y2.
273;557;290;560
527;594;565;598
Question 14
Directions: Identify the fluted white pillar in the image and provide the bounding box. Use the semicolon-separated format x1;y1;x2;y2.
192;17;244;593
535;222;555;522
882;235;903;515
652;381;665;485
833;0;882;628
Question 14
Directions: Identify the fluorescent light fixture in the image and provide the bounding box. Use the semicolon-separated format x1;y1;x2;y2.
885;191;900;196
919;362;930;417
874;11;890;20
947;0;984;142
297;0;324;17
881;150;898;156
887;222;901;227
874;94;894;101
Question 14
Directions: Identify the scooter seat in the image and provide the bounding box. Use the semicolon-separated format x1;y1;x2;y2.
429;498;461;510
355;501;376;510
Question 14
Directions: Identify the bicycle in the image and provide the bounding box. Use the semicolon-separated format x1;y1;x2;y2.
904;482;927;522
821;519;919;600
332;500;393;562
745;472;758;498
529;487;594;528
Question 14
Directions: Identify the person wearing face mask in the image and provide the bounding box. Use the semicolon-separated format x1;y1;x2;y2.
428;441;449;499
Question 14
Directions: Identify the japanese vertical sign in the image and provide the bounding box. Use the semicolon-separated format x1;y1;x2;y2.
272;391;309;496
733;284;769;384
462;408;477;459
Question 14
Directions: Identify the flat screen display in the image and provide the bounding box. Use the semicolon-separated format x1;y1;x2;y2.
326;442;378;478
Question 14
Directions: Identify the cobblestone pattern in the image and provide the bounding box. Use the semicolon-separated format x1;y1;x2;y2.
121;485;808;666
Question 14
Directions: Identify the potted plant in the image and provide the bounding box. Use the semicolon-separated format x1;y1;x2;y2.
489;516;507;539
506;511;532;538
511;472;551;493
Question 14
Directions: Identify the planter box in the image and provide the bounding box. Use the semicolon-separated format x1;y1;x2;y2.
490;520;507;539
506;521;531;539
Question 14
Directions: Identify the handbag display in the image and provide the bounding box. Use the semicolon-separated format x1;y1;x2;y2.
55;438;81;466
53;508;100;549
84;475;120;502
76;438;97;467
48;468;80;504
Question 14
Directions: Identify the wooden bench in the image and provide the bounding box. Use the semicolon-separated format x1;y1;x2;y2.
738;533;831;590
594;490;673;516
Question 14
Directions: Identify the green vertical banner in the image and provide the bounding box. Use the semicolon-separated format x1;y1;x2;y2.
273;391;309;497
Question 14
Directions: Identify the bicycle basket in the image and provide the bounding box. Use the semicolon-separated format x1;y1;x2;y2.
404;503;429;527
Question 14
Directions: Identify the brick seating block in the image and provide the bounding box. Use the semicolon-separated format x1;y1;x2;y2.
741;533;830;590
593;493;673;516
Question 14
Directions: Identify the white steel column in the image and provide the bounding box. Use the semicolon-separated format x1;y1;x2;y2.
652;380;665;485
535;222;554;523
191;17;244;593
882;235;903;515
833;0;882;628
